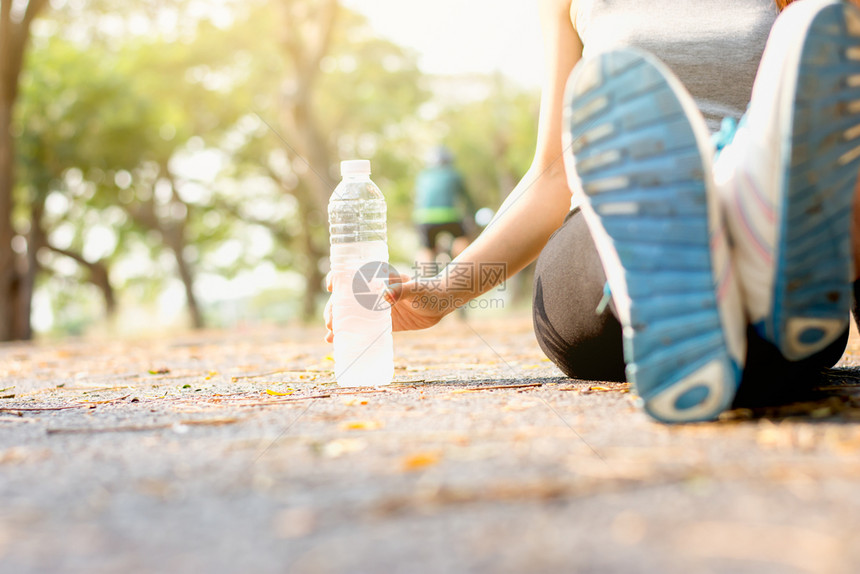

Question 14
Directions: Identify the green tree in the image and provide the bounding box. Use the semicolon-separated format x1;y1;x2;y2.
16;7;258;332
15;35;143;325
225;0;428;319
436;75;540;212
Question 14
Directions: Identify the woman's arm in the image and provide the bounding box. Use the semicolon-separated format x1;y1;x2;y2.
325;0;585;341
393;0;584;314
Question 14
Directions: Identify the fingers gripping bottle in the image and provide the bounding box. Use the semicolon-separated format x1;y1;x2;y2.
328;160;394;387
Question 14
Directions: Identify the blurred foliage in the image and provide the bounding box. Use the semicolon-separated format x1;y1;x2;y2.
10;0;539;337
437;74;540;210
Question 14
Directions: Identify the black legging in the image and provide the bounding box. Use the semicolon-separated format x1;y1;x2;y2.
532;207;851;396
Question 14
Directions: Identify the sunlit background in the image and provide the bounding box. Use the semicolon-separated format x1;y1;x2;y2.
0;0;544;340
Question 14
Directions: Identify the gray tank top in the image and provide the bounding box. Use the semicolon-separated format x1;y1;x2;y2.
575;0;778;131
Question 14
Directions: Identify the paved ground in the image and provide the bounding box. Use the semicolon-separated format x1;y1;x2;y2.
2;311;860;573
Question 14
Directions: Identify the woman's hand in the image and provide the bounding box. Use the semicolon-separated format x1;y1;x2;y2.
324;272;451;343
386;277;453;332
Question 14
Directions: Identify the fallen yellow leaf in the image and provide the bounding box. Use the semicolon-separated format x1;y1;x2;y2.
266;389;294;396
401;452;440;471
339;420;383;431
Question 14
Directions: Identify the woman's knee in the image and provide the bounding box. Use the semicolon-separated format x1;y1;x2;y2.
532;288;625;381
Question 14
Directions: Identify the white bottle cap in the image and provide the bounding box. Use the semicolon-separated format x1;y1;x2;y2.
340;159;371;176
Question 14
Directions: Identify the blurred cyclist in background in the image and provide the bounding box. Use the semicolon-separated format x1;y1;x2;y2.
412;146;475;274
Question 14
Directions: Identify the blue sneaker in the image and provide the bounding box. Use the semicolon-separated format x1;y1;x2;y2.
714;0;860;361
563;48;747;423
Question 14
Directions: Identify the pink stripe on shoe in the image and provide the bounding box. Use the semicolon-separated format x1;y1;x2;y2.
715;259;734;302
732;183;773;264
741;170;776;224
710;225;734;303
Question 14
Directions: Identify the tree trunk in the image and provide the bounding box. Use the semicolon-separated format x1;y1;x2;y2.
278;0;338;322
163;224;203;330
0;98;17;340
0;0;49;340
172;244;204;329
13;193;48;340
299;215;324;321
126;166;203;331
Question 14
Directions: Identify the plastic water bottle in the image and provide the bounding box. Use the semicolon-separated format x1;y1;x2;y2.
328;159;394;387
